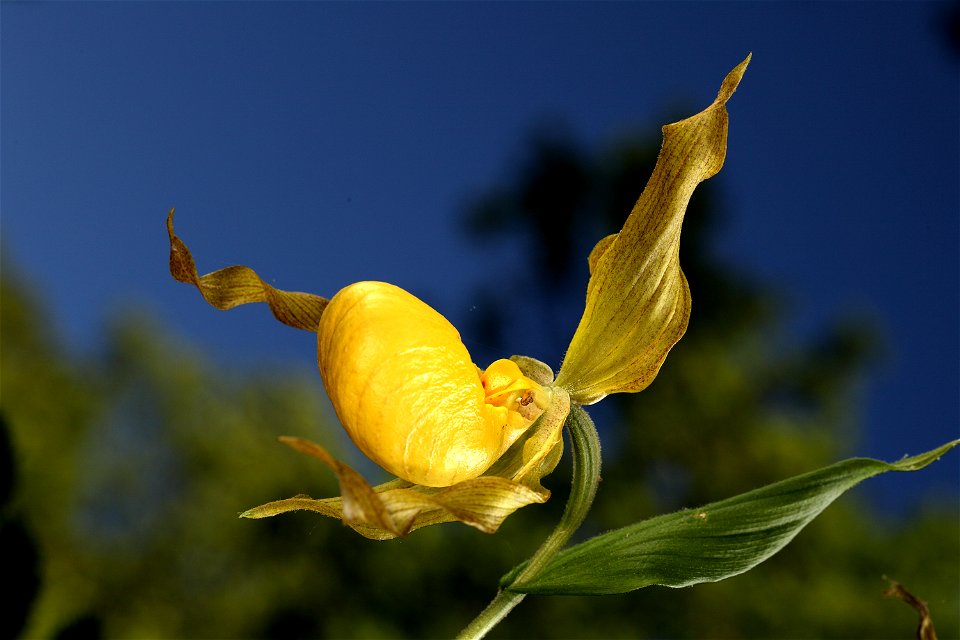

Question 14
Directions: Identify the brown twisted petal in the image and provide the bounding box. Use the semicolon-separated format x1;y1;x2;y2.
166;209;328;332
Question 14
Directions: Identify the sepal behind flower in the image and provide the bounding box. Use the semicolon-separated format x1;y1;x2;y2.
555;55;750;405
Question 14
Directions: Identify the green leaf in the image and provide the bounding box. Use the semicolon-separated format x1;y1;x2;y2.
503;439;959;595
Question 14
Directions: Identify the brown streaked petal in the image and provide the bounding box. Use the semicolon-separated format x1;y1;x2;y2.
241;437;549;540
166;209;328;332
275;436;407;536
556;55;750;404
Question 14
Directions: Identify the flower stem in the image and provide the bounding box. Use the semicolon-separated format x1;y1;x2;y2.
456;405;602;639
455;589;526;640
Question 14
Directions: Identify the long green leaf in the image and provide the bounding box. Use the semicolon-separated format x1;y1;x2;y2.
503;439;958;595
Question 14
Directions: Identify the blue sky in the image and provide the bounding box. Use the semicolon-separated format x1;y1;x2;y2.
3;2;957;512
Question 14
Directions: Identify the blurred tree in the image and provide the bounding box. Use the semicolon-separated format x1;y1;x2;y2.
0;124;956;638
1;410;41;639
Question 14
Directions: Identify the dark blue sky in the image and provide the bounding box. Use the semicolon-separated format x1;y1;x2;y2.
3;2;957;512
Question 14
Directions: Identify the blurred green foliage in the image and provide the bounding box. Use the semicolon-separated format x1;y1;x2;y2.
2;131;958;638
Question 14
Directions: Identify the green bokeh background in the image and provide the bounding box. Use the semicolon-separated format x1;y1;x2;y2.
3;132;958;639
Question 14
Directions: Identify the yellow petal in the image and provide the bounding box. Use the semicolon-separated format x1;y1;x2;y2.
317;281;545;487
556;55;750;405
166;210;328;331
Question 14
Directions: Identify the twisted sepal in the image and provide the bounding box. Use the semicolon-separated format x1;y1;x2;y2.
167;209;328;332
556;55;750;404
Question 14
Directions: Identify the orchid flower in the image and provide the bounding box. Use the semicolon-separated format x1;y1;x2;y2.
167;56;751;540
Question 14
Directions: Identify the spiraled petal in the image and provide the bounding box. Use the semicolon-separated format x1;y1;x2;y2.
167;210;328;331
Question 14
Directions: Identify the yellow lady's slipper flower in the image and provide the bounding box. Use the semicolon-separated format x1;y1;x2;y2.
167;211;568;538
555;54;750;405
165;55;749;538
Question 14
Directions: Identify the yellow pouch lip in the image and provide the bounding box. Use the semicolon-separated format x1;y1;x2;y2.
317;281;550;488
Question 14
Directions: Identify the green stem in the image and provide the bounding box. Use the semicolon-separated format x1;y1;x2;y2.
456;405;602;639
455;589;526;640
